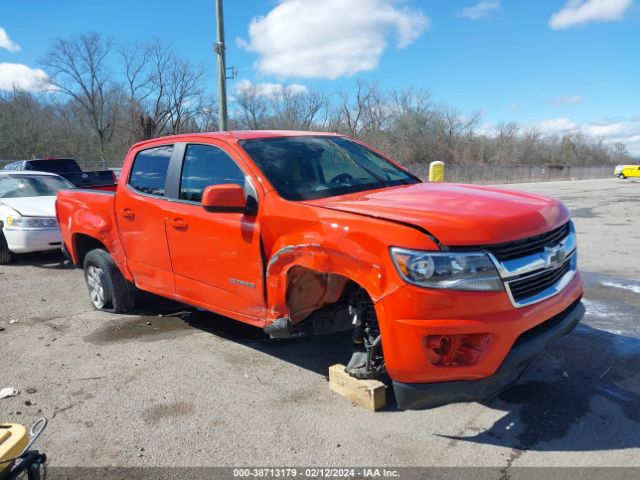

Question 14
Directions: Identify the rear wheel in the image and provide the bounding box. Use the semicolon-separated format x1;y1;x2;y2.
83;249;136;313
0;231;15;265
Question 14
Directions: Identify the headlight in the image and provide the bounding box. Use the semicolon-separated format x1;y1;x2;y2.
390;248;503;291
6;215;58;229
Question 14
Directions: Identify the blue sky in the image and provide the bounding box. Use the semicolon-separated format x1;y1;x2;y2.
1;0;639;153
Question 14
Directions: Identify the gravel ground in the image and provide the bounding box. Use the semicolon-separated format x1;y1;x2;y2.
1;178;638;471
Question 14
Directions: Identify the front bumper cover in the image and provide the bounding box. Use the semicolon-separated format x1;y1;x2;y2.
3;227;62;253
392;298;585;410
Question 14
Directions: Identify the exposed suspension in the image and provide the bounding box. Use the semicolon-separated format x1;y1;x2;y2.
345;290;385;379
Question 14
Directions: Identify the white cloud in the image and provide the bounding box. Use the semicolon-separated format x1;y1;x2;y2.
0;27;20;52
238;0;429;79
535;117;640;155
536;117;578;134
549;0;633;29
0;63;50;92
460;1;502;20
546;95;583;106
233;79;308;98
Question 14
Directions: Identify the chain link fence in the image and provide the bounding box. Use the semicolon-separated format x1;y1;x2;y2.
0;153;614;184
406;164;613;184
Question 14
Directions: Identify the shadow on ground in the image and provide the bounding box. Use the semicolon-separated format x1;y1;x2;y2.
11;250;74;269
442;322;640;452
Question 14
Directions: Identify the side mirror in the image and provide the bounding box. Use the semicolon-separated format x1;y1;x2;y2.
201;184;247;213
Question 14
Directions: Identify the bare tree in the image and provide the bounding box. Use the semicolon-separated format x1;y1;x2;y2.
338;80;373;136
233;83;269;129
5;35;636;168
431;106;481;163
184;95;218;132
493;121;520;165
118;42;152;141
269;88;329;130
40;33;116;158
165;58;205;134
117;39;206;139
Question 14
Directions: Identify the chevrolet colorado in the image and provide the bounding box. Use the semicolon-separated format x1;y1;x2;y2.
56;131;584;409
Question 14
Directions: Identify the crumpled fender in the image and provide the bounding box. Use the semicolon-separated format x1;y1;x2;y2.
265;243;389;322
259;192;441;324
266;244;410;323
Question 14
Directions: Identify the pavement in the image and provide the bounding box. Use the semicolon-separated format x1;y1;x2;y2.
1;177;638;469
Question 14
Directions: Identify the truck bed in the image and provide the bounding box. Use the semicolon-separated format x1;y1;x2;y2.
55;188;123;268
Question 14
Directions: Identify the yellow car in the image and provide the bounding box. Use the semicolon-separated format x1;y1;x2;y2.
614;165;640;179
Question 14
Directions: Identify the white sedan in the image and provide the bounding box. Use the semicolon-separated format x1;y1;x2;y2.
0;171;75;264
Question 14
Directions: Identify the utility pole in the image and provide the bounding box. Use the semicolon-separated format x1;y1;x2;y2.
214;0;228;131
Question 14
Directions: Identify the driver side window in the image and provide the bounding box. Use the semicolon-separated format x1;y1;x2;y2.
179;144;246;203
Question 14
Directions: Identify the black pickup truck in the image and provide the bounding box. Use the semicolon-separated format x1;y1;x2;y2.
3;158;116;189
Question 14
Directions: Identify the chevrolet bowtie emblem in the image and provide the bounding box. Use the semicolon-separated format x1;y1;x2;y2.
543;245;566;268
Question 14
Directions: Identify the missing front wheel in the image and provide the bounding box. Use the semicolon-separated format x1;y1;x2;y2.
345;291;385;379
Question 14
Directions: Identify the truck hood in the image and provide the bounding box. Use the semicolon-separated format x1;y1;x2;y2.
305;183;570;246
0;196;57;217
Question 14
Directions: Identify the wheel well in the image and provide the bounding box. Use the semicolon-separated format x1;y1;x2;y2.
74;234;108;267
285;265;367;324
283;266;384;378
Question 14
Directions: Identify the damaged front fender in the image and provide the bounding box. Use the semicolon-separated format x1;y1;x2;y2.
266;244;391;324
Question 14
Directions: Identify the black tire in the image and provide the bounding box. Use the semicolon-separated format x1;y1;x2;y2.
0;231;15;265
83;248;136;313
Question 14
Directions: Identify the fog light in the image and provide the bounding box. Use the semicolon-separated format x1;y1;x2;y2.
425;333;493;366
427;335;454;356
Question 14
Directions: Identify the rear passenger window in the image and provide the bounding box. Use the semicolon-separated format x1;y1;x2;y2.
128;145;173;196
179;144;246;203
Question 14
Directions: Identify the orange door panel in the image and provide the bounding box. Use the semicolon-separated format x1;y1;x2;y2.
114;145;174;293
164;204;264;322
163;143;265;324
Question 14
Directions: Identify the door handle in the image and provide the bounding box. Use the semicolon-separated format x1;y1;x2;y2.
169;218;188;230
121;209;135;220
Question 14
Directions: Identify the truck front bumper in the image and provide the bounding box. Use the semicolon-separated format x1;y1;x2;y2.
392;298;584;409
374;271;584;409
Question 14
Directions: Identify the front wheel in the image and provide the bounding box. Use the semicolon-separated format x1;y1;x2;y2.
618;174;626;179
83;249;136;313
0;231;15;265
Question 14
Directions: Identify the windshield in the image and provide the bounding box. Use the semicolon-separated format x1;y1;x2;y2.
239;136;420;201
0;175;74;198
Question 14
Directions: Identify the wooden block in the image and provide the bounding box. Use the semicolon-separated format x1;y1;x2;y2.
328;364;386;411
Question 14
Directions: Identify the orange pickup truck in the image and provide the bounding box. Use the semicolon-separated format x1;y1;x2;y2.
56;131;584;409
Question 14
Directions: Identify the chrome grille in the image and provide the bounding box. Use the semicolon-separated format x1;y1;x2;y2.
507;257;573;303
481;222;571;261
484;222;578;308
